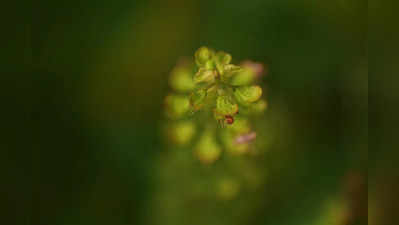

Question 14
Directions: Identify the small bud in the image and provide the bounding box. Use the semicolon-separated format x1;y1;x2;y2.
203;60;215;70
250;99;267;114
220;52;232;65
195;131;221;164
220;64;243;82
241;60;266;77
165;94;190;119
193;68;216;85
170;121;196;145
223;64;242;76
169;65;195;93
219;52;232;65
190;89;207;111
234;85;262;105
229;68;256;86
215;95;238;116
195;47;212;67
215;51;232;73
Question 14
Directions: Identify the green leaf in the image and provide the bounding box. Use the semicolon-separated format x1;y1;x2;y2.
234;85;262;105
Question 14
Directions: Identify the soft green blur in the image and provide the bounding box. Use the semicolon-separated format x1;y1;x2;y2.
4;0;367;224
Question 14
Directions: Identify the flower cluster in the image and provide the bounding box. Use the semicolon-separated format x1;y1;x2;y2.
164;47;267;164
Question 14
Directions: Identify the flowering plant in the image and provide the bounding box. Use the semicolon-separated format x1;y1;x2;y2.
165;47;267;164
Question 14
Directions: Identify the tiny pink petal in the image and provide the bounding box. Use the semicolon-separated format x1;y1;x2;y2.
235;132;257;144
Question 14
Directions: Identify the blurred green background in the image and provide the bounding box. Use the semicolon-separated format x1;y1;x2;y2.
4;0;368;224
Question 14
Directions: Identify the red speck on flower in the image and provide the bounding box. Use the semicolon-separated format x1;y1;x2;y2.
225;115;234;125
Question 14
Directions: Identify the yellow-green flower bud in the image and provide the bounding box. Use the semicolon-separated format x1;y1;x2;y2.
214;51;232;74
215;95;238;116
229;68;256;86
195;131;221;164
234;85;262;105
250;99;267;114
165;94;190;119
217;51;232;65
195;47;212;67
169;66;195;93
170;121;196;145
220;64;243;82
203;60;215;70
193;68;216;85
223;64;242;76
